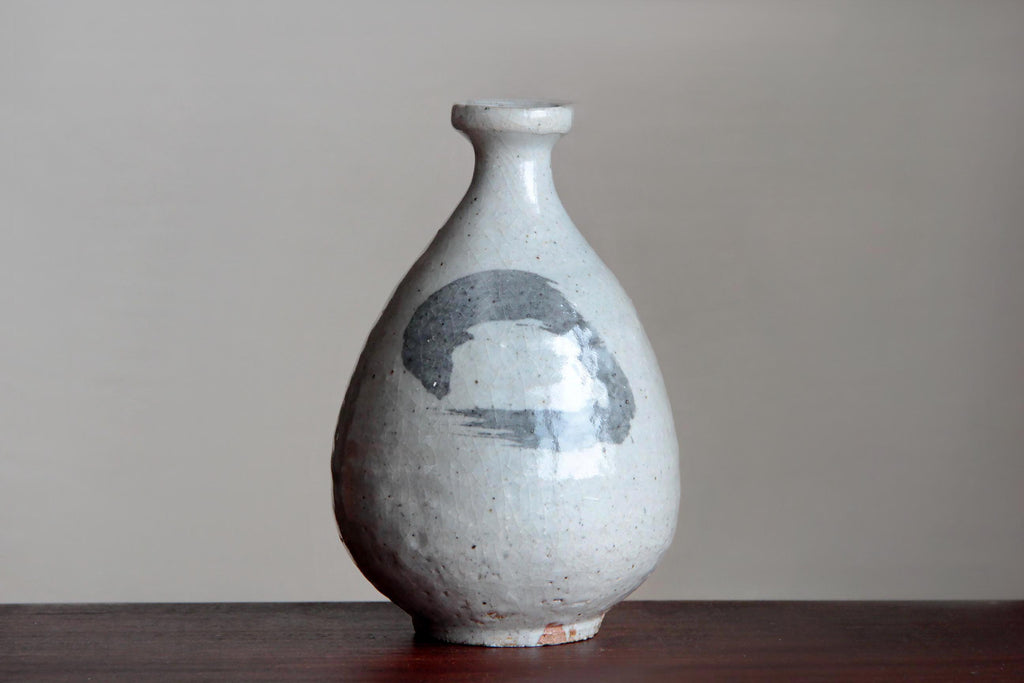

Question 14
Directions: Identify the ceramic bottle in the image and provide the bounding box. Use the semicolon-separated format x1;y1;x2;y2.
332;100;679;647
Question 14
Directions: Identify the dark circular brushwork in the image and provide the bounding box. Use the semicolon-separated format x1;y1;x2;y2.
402;269;634;451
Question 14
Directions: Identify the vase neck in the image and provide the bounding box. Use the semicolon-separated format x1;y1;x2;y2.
467;133;558;210
452;101;573;216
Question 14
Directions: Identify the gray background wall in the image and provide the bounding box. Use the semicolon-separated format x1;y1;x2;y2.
2;0;1023;603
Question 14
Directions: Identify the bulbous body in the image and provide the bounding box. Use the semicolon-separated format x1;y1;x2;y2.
332;101;679;646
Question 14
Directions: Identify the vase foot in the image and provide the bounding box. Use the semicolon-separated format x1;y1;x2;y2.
414;614;605;647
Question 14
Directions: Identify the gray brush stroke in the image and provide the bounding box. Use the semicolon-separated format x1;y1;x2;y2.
402;270;634;450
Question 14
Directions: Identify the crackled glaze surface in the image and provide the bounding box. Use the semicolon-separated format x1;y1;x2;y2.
332;100;679;647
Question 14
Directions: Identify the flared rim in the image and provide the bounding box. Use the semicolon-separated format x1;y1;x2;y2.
452;99;573;135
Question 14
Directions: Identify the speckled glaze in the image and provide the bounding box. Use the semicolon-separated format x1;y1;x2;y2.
332;100;679;647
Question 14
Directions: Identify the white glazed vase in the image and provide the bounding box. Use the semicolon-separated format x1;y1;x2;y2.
332;100;679;647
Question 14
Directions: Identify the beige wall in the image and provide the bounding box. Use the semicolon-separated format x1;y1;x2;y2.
3;0;1023;602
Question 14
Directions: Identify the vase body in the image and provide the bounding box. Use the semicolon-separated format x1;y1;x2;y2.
332;100;679;647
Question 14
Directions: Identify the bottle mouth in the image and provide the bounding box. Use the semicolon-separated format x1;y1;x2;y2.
452;99;573;135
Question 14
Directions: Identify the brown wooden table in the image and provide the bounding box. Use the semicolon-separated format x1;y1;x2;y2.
3;601;1022;681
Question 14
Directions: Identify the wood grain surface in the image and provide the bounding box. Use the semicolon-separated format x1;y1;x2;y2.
3;601;1023;681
